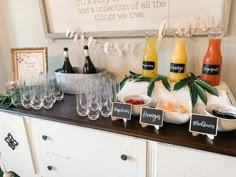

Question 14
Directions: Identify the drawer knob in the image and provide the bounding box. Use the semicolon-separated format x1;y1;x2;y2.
47;166;53;171
42;135;48;140
121;154;128;161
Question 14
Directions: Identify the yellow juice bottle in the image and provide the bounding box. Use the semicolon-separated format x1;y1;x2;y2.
168;34;188;82
142;32;158;78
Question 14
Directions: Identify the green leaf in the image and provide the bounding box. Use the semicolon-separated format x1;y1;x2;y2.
134;77;151;82
129;71;140;78
187;72;196;78
161;77;171;91
194;82;208;105
0;95;13;109
195;79;219;96
147;78;160;97
0;96;8;105
0;96;6;101
147;81;155;97
188;82;198;106
174;78;188;91
120;76;129;89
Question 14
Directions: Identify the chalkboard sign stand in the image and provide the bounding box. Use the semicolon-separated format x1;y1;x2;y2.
111;102;132;123
140;107;164;131
191;132;215;140
111;117;128;123
189;114;218;140
140;123;160;130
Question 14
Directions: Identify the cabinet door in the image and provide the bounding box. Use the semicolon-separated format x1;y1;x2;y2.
147;141;236;177
0;112;35;176
31;118;146;177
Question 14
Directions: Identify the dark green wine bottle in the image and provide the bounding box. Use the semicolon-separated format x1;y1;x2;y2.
83;45;97;74
61;47;75;73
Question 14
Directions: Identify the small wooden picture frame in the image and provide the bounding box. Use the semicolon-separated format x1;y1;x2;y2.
11;47;48;80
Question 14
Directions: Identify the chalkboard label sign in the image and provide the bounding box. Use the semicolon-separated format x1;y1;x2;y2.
202;64;220;75
189;114;218;136
143;61;155;70
140;107;163;126
170;63;185;73
112;102;132;120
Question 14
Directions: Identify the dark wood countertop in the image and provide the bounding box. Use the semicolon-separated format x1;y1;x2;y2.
1;95;236;157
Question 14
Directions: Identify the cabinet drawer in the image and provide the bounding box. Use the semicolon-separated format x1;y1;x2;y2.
41;152;81;177
41;151;144;177
32;118;146;177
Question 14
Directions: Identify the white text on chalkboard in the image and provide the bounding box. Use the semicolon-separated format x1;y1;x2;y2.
114;107;130;115
193;120;215;130
143;111;161;123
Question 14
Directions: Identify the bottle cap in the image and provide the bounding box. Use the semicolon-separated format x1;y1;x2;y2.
64;47;68;51
208;27;224;39
84;45;88;49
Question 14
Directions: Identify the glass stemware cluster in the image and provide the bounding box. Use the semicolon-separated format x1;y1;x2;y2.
6;75;64;110
76;74;120;120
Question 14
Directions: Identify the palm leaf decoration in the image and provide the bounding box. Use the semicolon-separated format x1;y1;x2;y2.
120;71;170;97
173;72;218;106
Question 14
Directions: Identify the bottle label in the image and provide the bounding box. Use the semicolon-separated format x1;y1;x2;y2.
143;61;155;70
202;64;220;75
84;49;89;57
170;63;185;73
64;51;69;58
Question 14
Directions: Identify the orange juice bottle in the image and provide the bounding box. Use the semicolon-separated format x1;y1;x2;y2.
200;30;223;86
142;32;158;78
168;33;188;82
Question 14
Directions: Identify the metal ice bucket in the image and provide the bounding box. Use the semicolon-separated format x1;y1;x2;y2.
55;68;106;94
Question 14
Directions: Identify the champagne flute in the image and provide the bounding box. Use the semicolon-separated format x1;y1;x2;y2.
52;76;64;101
20;79;34;109
100;75;113;117
111;77;120;102
31;77;44;110
42;75;55;109
87;78;100;120
76;81;89;117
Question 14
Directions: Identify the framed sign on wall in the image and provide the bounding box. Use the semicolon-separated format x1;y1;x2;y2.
39;0;231;38
11;47;48;80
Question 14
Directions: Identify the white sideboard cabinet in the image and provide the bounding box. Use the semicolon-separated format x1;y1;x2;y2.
0;110;236;177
